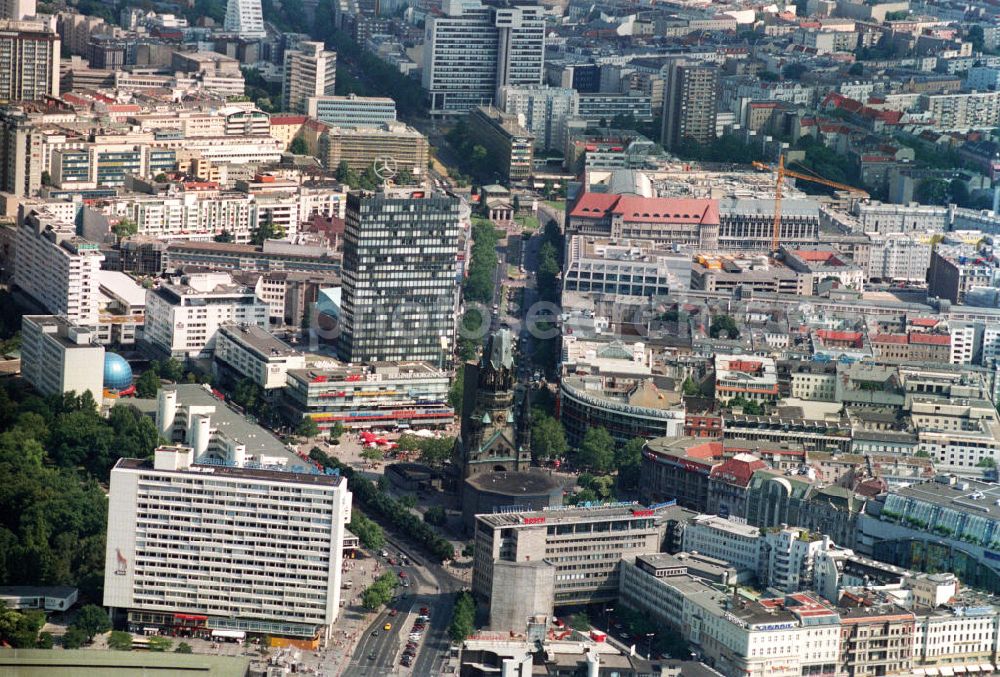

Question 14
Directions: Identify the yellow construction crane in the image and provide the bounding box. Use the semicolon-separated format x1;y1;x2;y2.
751;156;869;251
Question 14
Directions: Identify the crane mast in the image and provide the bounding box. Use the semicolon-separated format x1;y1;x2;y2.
751;156;870;251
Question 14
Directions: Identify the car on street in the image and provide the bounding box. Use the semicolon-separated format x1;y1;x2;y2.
389;609;398;617
384;623;392;631
371;630;379;637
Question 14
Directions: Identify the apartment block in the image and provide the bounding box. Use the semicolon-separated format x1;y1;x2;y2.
0;19;59;101
86;191;260;244
282;42;336;114
714;354;779;404
14;210;104;325
867;232;932;282
662;63;718;150
928;245;1000;304
920;90;1000;131
497;84;577;151
223;0;265;38
103;445;351;641
20;315;104;402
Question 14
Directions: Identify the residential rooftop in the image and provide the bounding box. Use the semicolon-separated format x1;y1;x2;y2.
116;456;342;486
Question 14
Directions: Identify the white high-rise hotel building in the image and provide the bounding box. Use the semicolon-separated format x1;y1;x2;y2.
282;42;336;115
422;0;544;116
223;0;265;38
103;444;352;641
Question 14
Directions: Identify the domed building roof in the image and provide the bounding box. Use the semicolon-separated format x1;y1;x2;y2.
103;353;133;391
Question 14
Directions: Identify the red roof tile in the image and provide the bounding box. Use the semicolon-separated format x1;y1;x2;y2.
909;332;949;346
710;455;768;487
872;333;908;345
569;192;620;219
614;196;719;225
270;115;309;125
570;194;720;225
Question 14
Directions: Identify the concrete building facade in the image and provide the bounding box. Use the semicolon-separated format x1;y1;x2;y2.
20;315;104;402
103;445;351;641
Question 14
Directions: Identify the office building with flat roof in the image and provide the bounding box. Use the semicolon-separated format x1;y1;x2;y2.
472;502;694;607
320;122;429;176
860;475;1000;593
162;240;340;276
338;189;460;364
283;361;453;432
214;324;305;390
103;445;351;641
422;0;544;116
306;94;396;129
467;106;534;182
143;272;269;359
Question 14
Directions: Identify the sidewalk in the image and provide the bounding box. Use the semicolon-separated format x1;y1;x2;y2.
323;554;384;676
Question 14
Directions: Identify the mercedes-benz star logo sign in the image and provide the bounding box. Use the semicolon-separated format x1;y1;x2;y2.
373;156;398;182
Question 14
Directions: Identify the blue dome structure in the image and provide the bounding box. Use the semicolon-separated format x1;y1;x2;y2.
103;353;133;391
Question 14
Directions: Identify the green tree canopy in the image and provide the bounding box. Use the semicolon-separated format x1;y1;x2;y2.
62;626;87;649
108;630;132;651
361;572;398;610
709;314;740;339
424;505;447;526
350;513;385;551
915;178;949;206
289;136;309;155
531;415;568;461
111;218;138;240
576;427;615;474
0;603;45;648
148;636;172;651
75;605;111;641
134;370;160;398
448;592;476;642
295;418;320;439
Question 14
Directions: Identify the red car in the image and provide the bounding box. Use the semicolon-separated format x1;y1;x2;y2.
389;609;398;617
398;571;407;578
419;607;429;616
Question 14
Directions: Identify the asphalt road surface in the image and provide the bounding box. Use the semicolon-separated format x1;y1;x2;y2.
345;540;464;676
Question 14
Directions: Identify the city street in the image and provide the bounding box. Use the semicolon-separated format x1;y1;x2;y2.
345;540;464;676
